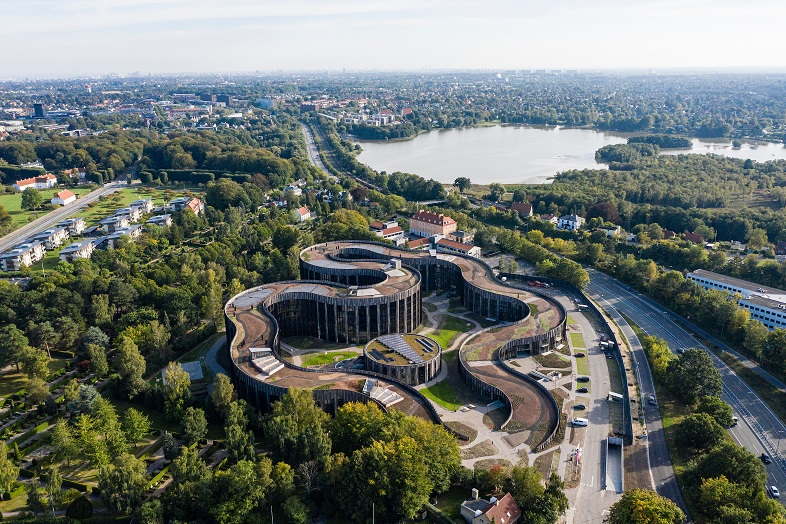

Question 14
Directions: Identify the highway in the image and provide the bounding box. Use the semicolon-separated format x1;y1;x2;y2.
587;269;786;505
300;123;332;177
0;182;123;252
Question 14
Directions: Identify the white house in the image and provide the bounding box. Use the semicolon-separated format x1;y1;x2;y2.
59;241;95;262
436;238;482;258
51;189;76;206
130;199;154;213
13;173;57;191
597;225;623;238
56;217;86;236
99;215;131;233
294;206;312;222
460;490;521;524
0;241;45;271
557;214;585;231
146;214;173;227
114;206;144;223
31;227;69;249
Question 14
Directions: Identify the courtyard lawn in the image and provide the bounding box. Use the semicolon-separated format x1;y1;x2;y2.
569;332;586;349
420;380;463;411
430;315;471;349
0;186;93;230
575;353;590;375
302;350;358;367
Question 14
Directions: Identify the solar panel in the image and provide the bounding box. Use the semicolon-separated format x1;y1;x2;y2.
377;334;425;364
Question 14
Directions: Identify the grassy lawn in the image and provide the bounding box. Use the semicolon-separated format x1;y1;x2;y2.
0;371;28;398
569;332;586;349
430;315;471;349
533;352;571;369
567;314;579;325
420;379;463;411
302;350;357;367
73;186;185;226
575;353;590;375
431;485;469;523
0;186;93;230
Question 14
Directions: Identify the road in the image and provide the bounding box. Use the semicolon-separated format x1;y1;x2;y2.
0;181;123;252
300;123;332;177
587;269;786;504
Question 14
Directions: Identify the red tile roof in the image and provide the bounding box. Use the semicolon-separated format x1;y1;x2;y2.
482;493;521;523
511;201;532;215
407;237;431;248
381;226;403;235
55;190;75;200
436;238;475;253
297;206;310;216
411;210;456;226
683;231;704;244
369;220;385;230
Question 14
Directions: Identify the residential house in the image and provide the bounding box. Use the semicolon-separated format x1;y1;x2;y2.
436;238;482;258
409;209;457;237
169;196;205;215
373;225;405;245
683;231;704;245
51;189;76;206
61;168;87;182
114;206;144;223
130;199;154;213
293;206;312;222
99;215;131;233
0;241;45;271
101;225;143;249
511;201;533;218
449;230;475;244
540;214;559;226
146;214;173;227
597;225;623;238
283;184;303;197
31;227;69;249
56;217;86;236
13;173;58;191
460;489;521;524
59;241;95;262
557;214;585;231
406;237;431;250
370;219;399;232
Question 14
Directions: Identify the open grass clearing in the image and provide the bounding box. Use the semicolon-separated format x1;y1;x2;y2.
431;485;469;523
473;458;512;471
420;379;463;411
569;332;586;349
302;350;358;367
460;439;498;460
0;186;93;230
533;352;570;369
575;353;590;375
73;186;190;226
533;449;556;479
430;315;471;349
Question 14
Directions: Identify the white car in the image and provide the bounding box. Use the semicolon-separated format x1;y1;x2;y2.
572;418;589;427
769;485;780;498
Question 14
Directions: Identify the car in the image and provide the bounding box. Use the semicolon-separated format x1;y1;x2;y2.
730;416;738;427
768;485;780;498
573;404;586;410
648;397;657;406
577;376;590;383
761;454;773;464
576;387;589;394
571;418;589;427
606;354;613;359
575;352;585;358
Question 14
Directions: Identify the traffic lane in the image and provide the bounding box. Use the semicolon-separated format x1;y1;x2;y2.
589;275;786;498
589;290;686;509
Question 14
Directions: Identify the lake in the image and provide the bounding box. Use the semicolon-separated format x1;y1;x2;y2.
355;125;786;185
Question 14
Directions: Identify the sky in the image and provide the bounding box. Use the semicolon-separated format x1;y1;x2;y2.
4;0;786;78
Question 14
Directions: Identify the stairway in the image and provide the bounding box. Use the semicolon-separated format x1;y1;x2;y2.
252;355;284;377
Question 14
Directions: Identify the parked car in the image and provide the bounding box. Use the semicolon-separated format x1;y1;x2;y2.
761;454;773;465
577;376;590;383
573;404;586;410
768;485;780;498
571;418;589;427
576;387;589;394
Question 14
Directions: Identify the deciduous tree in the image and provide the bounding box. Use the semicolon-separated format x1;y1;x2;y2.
607;489;685;524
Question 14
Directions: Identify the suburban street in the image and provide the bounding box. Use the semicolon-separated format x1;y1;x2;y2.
587;269;786;504
0;181;123;252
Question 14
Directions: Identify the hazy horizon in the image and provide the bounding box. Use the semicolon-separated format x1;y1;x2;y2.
4;0;786;78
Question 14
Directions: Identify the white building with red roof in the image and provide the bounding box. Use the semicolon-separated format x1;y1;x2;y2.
13;173;57;191
460;490;521;524
409;209;457;237
51;189;76;206
294;206;312;222
436;237;481;258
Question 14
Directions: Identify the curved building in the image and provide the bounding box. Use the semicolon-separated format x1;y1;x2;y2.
224;241;567;448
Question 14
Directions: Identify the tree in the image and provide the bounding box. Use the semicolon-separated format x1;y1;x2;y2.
21;188;43;210
65;494;93;521
81;326;110;352
488;183;505;202
91;295;113;327
747;228;769;250
264;388;331;465
0;324;29;370
162;361;191;419
98;453;148;515
27;376;49;405
272;225;300;251
50;419;79;467
122;408;151;444
696;396;734;428
199;269;223;327
20;346;50;379
508;465;545;508
692;441;766;491
453;177;471;193
209;460;266;524
170;445;210;484
0;205;10;234
114;336;146;398
0;441;19;496
607;489;685;524
641;335;674;379
675;413;725;453
44;465;63;514
211;373;235;419
183;407;207;446
139;499;163;524
86;343;109;377
666;348;722;404
162;431;181;461
29;321;59;356
762;329;786;376
225;422;255;464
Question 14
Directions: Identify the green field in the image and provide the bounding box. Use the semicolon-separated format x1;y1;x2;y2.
0;186;93;229
575;353;590;375
569;332;586;349
420;379;463;411
430;315;471;349
302;350;358;367
73;186;182;226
